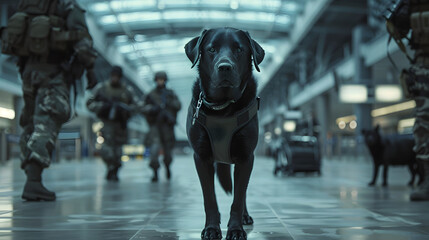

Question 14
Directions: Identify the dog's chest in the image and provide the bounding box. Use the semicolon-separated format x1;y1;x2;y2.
186;99;258;164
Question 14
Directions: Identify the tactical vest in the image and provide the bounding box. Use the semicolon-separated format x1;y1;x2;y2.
101;82;132;105
410;0;429;49
187;98;259;164
1;0;86;57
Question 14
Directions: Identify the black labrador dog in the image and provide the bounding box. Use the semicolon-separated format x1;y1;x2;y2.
185;28;264;240
362;125;423;186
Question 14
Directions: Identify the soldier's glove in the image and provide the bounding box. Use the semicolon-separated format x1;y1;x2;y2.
86;68;97;89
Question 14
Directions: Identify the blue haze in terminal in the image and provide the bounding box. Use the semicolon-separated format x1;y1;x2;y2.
0;0;428;239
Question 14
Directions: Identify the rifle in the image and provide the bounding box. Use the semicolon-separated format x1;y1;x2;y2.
145;92;176;125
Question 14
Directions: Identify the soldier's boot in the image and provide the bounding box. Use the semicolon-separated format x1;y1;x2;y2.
22;162;56;201
410;161;429;201
165;166;171;180
151;169;159;182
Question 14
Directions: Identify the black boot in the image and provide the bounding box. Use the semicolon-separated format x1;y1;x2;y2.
22;163;56;201
166;166;171;180
151;169;159;182
106;166;120;182
410;161;429;201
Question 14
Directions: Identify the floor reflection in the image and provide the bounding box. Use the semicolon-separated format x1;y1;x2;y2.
0;156;428;239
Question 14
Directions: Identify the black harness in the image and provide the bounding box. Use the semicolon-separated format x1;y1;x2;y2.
187;92;259;164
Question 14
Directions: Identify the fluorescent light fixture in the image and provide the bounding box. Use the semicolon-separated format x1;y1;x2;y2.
276;15;291;25
99;15;118;25
398;118;415;132
283;2;298;11
110;0;156;11
375;85;402;102
283;121;296;132
339;84;368;103
274;127;282;135
336;115;356;124
115;35;129;43
0;107;15;120
230;0;239;9
371;100;416;117
118;12;162;23
90;2;110;13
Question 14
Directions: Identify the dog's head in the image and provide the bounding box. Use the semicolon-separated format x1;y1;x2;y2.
185;28;264;102
362;125;381;147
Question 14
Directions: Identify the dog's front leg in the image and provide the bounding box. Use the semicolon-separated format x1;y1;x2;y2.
194;154;222;240
408;163;416;186
369;163;379;186
227;155;254;240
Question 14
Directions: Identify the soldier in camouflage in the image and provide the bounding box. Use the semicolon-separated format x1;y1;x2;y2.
388;0;429;201
142;71;181;182
3;0;98;201
86;66;141;181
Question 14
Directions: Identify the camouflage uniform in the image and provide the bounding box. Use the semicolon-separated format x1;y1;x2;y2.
87;81;141;170
389;0;429;200
19;0;96;169
142;87;181;171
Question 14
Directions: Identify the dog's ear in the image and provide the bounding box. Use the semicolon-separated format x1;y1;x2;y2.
244;31;265;72
185;29;208;69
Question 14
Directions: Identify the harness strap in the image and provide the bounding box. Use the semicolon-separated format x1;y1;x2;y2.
189;97;260;164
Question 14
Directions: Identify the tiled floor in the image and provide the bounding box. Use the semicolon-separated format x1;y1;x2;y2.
0;155;428;240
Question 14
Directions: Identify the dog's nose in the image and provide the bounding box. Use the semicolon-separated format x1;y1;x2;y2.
218;63;232;72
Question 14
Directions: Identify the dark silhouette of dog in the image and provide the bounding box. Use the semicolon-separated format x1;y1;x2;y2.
185;28;264;240
362;125;423;187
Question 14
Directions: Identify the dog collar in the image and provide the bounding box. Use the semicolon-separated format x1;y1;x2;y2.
199;81;249;111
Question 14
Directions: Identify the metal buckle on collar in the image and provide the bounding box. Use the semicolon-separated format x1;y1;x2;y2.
192;92;203;125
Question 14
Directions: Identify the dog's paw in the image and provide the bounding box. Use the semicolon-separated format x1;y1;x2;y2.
201;226;222;240
226;227;247;240
242;214;254;225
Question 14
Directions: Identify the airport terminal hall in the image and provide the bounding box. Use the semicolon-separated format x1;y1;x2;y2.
2;0;429;239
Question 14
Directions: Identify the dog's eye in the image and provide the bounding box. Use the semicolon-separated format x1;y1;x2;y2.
208;47;216;53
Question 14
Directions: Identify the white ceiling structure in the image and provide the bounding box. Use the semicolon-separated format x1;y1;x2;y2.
76;0;311;93
75;0;329;139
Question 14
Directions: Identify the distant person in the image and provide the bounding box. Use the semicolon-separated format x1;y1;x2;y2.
86;66;141;181
1;0;97;201
142;71;181;182
387;0;429;200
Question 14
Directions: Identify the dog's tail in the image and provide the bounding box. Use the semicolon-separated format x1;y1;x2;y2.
216;163;232;194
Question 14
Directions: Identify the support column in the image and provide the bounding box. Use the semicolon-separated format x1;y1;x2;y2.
315;93;329;157
352;26;373;134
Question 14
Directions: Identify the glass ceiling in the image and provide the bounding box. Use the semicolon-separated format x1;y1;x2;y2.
77;0;307;96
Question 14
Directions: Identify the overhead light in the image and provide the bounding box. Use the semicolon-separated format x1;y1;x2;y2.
338;121;346;129
274;127;282;135
371;100;416;117
336;115;356;124
398;118;415;132
96;136;105;144
90;2;110;13
230;0;239;9
339;84;368;103
375;85;402;102
283;2;298;11
99;15;118;25
118;12;162;23
283;121;296;132
276;15;291;25
0;107;15;120
264;132;272;143
349;120;357;130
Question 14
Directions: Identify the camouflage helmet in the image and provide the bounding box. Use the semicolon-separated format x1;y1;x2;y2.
111;66;123;77
154;71;168;81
